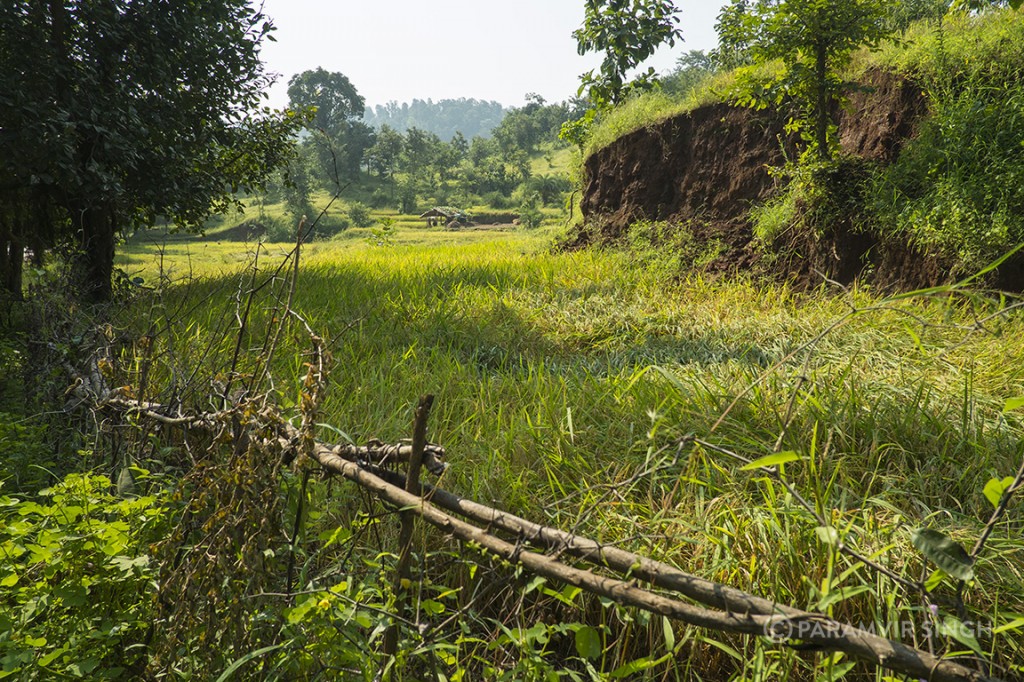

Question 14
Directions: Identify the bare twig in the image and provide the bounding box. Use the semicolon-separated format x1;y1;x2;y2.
312;446;996;682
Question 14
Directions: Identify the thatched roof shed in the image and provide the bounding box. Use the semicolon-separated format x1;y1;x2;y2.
419;206;470;227
419;206;466;220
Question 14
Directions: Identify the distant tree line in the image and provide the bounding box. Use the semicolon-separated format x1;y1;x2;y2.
363;99;507;141
279;73;582;228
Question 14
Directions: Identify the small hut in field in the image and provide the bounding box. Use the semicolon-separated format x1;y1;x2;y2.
419;206;471;228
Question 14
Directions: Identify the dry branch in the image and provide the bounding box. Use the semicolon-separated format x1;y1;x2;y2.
313;447;996;682
100;397;1001;682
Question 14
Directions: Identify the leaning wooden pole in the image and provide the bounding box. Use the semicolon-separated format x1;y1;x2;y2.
382;394;434;666
98;395;1002;682
308;447;997;682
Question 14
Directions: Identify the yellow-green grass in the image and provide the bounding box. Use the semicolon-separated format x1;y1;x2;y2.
134;203;526;252
117;231;1024;677
530;142;576;177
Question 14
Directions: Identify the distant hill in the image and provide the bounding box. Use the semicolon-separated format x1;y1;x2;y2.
363;98;506;141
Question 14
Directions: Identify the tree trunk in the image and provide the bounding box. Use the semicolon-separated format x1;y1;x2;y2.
0;235;9;297
5;240;24;300
816;41;830;161
76;206;115;302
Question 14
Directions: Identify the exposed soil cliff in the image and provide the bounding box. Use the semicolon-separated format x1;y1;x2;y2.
570;69;947;288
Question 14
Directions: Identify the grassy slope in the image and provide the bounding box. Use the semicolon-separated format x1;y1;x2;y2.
120;228;1024;678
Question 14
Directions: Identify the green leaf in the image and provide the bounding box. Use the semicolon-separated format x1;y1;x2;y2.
911;529;974;581
421;600;445;616
284;597;317;624
318;527;351;547
609;654;671;678
559;585;582;605
815;526;839;545
37;646;66;667
924;569;946;592
938;616;984;656
1003;396;1024;413
0;573;18;587
524;575;546;594
575;626;602;660
817;585;872;611
662;616;676;651
699;636;743;661
817;659;857;682
982;477;1015;508
993;617;1024;635
68;658;100;676
215;643;288;682
740;451;803;471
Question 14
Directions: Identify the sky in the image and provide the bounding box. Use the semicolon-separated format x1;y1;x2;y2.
257;0;726;112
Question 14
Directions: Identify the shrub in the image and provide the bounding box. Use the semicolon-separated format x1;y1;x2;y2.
366;217;397;247
346;202;373;228
369;188;392;209
517;192;544;229
483;191;514;210
311;215;351;240
263;217;295;243
0;473;170;679
752;156;874;245
868;81;1024;273
861;10;1024;273
0;414;54;493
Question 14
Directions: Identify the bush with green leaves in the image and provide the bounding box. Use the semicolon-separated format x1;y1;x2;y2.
868;79;1024;274
369;188;392;209
347;201;374;228
366;217;398;247
752;156;875;244
311;215;351;240
263;216;295;243
0;473;169;679
863;8;1024;273
517;192;544;229
483;191;514;210
0;415;57;493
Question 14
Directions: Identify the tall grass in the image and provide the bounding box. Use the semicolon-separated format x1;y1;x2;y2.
116;230;1024;679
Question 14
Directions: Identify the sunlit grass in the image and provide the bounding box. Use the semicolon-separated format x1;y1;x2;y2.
117;230;1024;678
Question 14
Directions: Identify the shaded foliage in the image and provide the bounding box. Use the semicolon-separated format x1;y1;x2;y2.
0;0;303;300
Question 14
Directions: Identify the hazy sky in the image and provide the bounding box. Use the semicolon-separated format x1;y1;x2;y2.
257;0;725;111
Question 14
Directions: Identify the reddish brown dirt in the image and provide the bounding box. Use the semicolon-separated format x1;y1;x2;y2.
569;69;968;290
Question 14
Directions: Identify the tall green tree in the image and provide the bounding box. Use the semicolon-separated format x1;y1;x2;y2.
287;68;375;180
718;0;889;160
661;49;717;97
367;124;405;180
951;0;1023;9
573;0;683;107
287;68;364;139
0;0;301;301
